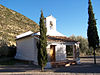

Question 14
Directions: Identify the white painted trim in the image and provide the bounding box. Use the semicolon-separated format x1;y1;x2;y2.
16;31;33;39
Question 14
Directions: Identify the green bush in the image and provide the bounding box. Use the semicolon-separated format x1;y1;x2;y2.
8;45;16;57
66;45;73;56
69;35;90;56
0;40;16;57
0;40;9;56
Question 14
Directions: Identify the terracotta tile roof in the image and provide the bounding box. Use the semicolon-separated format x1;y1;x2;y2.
35;35;77;42
16;33;77;43
47;36;77;42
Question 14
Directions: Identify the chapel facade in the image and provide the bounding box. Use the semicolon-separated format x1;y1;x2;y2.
15;15;80;65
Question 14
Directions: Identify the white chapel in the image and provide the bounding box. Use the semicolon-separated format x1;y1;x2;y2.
15;15;80;65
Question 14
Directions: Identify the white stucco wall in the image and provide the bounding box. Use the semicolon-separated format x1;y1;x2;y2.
46;45;51;62
15;36;38;62
33;38;38;63
56;44;66;61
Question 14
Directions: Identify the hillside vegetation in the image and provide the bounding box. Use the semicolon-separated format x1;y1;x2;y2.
0;4;39;45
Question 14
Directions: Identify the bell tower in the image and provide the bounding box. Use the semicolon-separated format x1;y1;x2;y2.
45;15;56;32
44;15;65;36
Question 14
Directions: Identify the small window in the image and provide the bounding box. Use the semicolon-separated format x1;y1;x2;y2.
50;21;53;26
50;21;53;30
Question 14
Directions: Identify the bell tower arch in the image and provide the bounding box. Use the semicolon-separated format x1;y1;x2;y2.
45;15;56;32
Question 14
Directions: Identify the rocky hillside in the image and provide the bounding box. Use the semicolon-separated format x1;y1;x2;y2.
0;4;39;45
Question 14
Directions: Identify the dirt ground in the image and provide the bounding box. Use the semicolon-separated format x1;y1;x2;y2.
0;57;100;75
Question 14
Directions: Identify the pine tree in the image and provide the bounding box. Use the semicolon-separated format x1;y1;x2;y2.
87;0;99;64
37;10;47;71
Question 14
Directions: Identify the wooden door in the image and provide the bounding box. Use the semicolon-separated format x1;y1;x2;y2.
50;45;56;62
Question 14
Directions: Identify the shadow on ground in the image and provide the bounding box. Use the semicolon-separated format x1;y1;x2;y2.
0;64;41;72
54;63;100;73
0;63;100;73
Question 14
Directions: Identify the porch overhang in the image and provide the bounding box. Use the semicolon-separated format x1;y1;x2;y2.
47;41;80;64
47;41;78;45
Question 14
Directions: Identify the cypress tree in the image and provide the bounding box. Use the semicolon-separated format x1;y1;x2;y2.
37;10;47;71
87;0;99;64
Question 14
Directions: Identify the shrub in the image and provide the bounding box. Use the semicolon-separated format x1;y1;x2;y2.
8;45;16;57
0;40;16;57
69;35;90;56
66;45;73;56
0;40;9;56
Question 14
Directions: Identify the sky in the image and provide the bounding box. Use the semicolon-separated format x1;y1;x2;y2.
0;0;100;38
